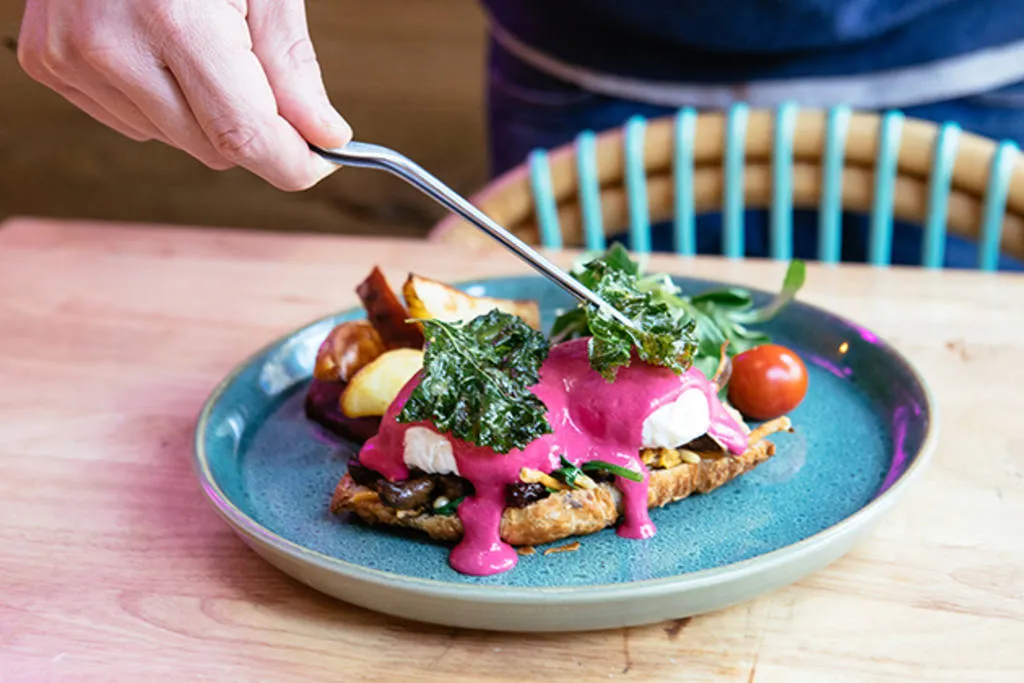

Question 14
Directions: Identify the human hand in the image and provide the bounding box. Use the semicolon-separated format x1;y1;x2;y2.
17;0;351;190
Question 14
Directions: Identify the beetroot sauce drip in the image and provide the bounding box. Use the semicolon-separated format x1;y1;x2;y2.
357;338;748;576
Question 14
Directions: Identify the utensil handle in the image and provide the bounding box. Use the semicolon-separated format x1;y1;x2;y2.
310;142;635;329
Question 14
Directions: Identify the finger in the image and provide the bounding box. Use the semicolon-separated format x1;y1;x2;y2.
127;67;237;170
52;83;153;142
16;5;152;142
53;67;168;144
247;0;352;148
160;5;338;191
88;51;236;170
47;16;235;171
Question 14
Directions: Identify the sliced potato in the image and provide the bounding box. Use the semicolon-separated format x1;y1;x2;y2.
356;267;425;350
341;348;424;418
403;274;541;329
313;320;386;382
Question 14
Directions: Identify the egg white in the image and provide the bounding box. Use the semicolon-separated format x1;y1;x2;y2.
403;426;460;475
640;389;711;450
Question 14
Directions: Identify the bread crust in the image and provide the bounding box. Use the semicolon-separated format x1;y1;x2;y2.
329;440;775;547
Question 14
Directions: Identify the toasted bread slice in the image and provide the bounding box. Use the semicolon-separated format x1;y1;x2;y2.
330;439;775;547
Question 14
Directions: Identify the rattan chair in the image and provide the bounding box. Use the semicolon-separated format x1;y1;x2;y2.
429;104;1024;270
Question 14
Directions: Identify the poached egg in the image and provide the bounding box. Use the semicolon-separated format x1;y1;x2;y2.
402;389;712;475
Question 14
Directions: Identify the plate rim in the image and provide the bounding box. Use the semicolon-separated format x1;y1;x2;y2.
192;273;938;604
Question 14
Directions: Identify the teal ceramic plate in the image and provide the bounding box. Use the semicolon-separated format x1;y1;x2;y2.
193;275;936;632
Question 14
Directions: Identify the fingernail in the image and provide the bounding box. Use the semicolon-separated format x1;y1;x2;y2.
320;104;353;145
313;153;341;179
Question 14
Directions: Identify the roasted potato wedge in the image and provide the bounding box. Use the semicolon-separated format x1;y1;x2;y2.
356;267;425;350
313;320;386;383
402;274;541;329
341;348;424;418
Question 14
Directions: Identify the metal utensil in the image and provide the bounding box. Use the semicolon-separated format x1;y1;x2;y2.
310;141;637;330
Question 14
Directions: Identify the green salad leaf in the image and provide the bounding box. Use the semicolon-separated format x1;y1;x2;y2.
581;460;644;482
550;455;645;487
551;455;587;489
434;495;465;516
550;244;806;381
396;309;552;454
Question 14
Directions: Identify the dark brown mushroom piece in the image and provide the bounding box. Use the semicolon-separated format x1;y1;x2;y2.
347;460;384;489
505;482;550;508
434;474;472;502
378;476;436;510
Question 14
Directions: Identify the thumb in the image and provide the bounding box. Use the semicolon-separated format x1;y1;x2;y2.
248;0;352;148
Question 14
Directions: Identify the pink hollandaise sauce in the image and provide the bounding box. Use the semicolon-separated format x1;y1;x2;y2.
357;337;748;576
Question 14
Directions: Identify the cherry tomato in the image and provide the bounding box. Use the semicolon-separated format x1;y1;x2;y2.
727;344;808;420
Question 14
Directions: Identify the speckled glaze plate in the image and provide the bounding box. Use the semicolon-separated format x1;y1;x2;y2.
193;274;936;632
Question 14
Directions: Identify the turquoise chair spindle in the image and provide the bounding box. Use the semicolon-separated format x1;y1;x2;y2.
979;140;1020;271
770;102;798;261
817;105;852;264
431;106;1024;271
575;131;606;252
722;103;749;259
624;116;652;254
672;108;697;256
867;111;904;266
922;123;961;269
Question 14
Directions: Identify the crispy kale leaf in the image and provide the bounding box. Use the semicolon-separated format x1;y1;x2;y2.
551;243;697;380
585;267;697;381
550;244;806;381
396;309;552;454
652;259;806;379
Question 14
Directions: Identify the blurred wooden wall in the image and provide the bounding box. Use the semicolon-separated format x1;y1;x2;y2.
0;0;489;237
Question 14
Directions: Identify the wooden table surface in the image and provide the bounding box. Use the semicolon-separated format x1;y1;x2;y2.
2;217;1023;683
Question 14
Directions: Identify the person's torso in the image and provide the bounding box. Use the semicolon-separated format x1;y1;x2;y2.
482;0;1024;107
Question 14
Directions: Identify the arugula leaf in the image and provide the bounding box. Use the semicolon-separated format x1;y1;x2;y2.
396;309;552;454
687;260;803;358
689;288;754;309
734;259;806;323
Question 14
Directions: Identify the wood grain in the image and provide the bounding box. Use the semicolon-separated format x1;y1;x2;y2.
0;0;487;238
1;217;1024;682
